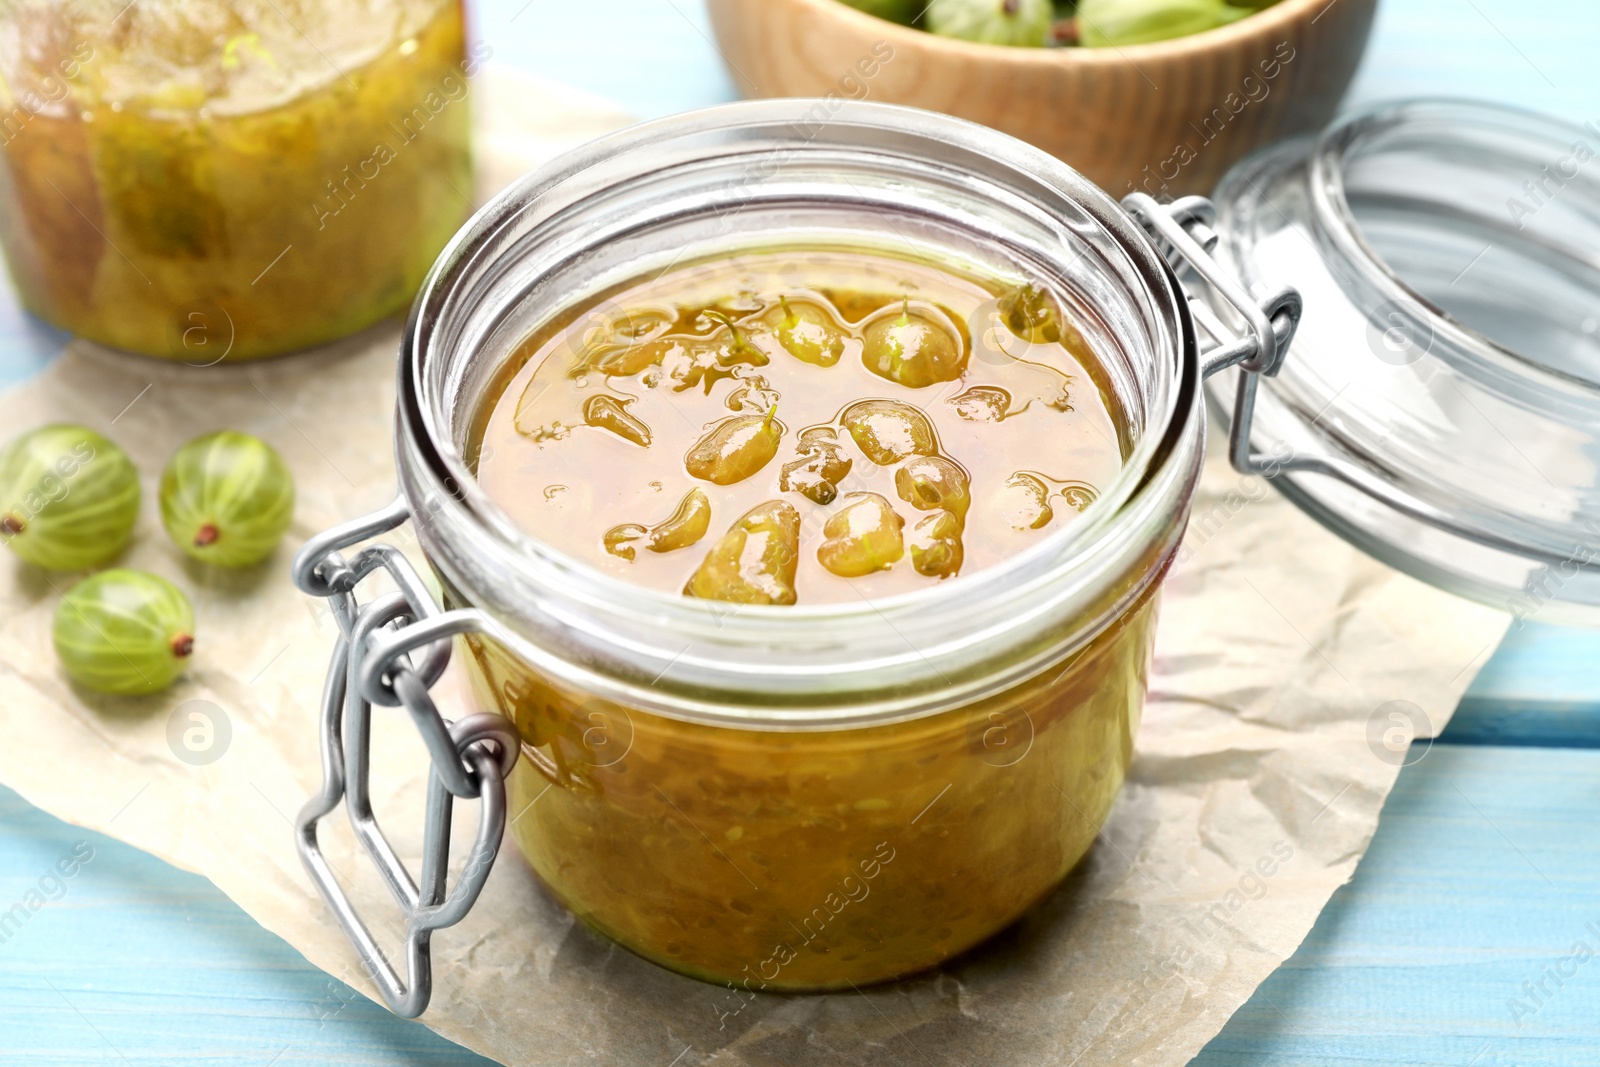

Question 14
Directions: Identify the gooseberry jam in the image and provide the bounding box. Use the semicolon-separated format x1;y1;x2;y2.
461;241;1160;988
0;0;473;360
474;247;1127;604
462;578;1154;990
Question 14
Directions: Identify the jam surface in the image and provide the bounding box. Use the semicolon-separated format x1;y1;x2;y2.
475;247;1125;604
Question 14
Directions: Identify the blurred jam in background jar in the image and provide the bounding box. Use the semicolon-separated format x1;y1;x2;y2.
0;0;476;361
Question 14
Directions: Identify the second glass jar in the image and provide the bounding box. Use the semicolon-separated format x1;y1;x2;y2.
0;0;476;360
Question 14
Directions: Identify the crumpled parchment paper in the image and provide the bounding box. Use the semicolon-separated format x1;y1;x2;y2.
0;67;1508;1067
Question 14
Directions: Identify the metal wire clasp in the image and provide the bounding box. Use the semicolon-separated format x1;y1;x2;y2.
1122;193;1303;478
291;497;520;1019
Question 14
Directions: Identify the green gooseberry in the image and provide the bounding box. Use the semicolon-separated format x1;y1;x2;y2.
160;431;295;567
54;569;195;695
835;0;920;24
768;296;846;367
1076;0;1251;48
861;300;968;388
998;284;1062;344
925;0;1054;46
0;424;140;571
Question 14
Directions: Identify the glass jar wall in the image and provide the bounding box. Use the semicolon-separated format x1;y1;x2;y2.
464;588;1158;989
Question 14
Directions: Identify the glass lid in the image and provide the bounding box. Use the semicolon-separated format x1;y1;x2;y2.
1209;98;1600;625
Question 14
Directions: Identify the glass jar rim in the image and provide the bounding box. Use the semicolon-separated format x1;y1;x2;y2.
1212;96;1600;622
1310;97;1600;399
395;99;1203;726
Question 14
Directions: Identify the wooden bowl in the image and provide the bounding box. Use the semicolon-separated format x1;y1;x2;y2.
705;0;1376;196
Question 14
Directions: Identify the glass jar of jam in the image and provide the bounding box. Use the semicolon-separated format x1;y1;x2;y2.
0;0;474;361
293;101;1300;1016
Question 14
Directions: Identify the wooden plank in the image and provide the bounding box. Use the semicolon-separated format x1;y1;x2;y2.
1194;743;1600;1065
0;787;495;1066
8;744;1600;1064
1343;0;1600;123
1447;623;1600;748
469;0;737;120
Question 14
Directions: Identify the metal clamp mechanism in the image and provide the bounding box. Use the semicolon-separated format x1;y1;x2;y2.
1123;193;1304;480
291;497;520;1019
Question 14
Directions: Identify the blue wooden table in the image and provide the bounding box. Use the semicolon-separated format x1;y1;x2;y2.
3;1;1599;1063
